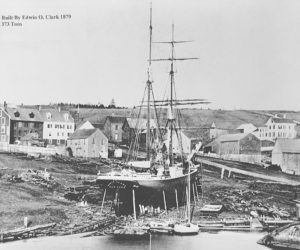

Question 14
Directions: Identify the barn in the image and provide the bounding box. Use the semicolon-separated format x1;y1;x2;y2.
272;139;300;175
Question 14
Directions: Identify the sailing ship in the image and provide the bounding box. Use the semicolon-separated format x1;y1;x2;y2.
96;5;207;215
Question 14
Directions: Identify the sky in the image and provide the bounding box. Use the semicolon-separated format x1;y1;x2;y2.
1;0;300;110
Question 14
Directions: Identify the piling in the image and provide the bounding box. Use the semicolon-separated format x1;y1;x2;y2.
163;190;167;214
296;203;300;219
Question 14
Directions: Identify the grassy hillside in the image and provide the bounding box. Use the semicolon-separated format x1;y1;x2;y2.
72;108;300;130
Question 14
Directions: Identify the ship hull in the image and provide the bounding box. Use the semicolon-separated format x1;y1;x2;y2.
96;168;198;193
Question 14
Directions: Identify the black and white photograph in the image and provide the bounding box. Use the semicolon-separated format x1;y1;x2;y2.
0;0;300;249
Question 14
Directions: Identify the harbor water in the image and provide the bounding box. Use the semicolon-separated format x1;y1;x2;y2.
0;231;273;250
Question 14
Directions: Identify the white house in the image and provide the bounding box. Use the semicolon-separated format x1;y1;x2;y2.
259;116;297;141
40;108;75;146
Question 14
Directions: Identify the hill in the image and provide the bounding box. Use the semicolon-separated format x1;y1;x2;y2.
71;108;300;130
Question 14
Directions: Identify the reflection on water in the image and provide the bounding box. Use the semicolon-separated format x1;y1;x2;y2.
1;231;271;250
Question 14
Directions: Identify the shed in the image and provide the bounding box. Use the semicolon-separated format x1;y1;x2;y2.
272;139;300;175
103;116;127;143
67;128;108;158
204;133;261;164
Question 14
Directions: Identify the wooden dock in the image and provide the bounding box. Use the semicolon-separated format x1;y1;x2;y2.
0;223;56;242
196;158;300;186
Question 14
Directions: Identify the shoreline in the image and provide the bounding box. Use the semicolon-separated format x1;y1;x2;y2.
0;152;298;243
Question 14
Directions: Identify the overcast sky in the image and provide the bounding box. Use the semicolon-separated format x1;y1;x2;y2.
1;0;300;110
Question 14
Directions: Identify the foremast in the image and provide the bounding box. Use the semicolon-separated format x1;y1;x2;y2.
146;3;153;161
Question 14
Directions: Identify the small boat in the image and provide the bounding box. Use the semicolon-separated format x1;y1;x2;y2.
149;221;174;235
174;223;199;235
257;222;300;249
113;226;150;239
173;162;199;236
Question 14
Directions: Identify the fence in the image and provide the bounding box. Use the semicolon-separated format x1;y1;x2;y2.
0;143;65;156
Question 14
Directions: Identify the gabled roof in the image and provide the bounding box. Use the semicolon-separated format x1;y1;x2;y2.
236;123;257;130
269;117;295;124
217;133;248;142
92;123;104;130
105;116;126;124
182;129;204;140
125;118;157;130
68;128;98;140
274;139;300;153
6;107;43;122
40;109;74;123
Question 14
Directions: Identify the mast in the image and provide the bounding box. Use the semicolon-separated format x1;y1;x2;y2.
169;23;175;167
150;25;198;174
146;3;153;161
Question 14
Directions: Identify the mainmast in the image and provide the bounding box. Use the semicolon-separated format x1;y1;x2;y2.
146;3;153;161
151;24;198;173
169;23;175;167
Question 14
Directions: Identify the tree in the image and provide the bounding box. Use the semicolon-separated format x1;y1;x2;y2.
108;98;116;108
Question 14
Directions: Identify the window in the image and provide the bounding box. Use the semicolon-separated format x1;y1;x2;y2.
34;123;39;128
92;138;95;144
57;139;60;145
24;123;28;128
49;132;51;137
1;117;5;124
46;112;52;120
47;124;51;128
1;135;5;142
64;114;69;121
1;126;5;134
62;132;64;137
57;132;59;136
29;112;34;118
115;124;118;130
49;139;52;144
14;111;20;117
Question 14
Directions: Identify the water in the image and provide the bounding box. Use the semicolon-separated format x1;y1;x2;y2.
0;231;274;250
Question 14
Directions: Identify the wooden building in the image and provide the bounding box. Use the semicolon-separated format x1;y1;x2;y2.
103;116;126;143
40;108;74;146
272;139;300;175
122;118;157;146
204;133;261;164
66;128;108;158
6;106;44;144
0;104;10;145
169;129;202;155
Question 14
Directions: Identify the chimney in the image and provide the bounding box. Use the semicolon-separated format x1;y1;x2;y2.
4;101;7;111
58;105;61;112
38;105;41;111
